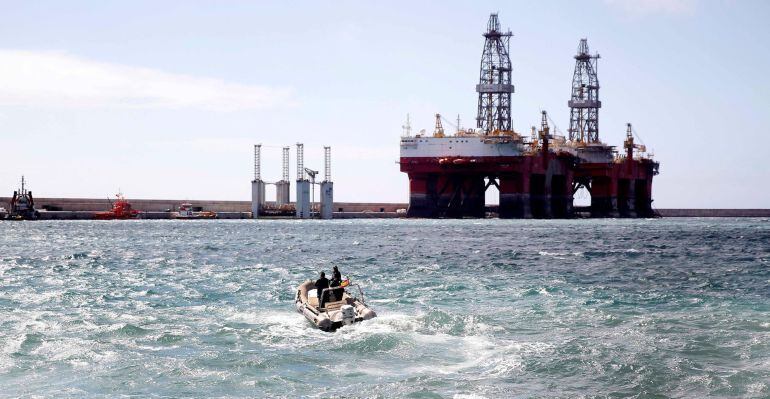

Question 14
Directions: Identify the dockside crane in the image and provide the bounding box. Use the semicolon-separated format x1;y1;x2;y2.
304;167;319;216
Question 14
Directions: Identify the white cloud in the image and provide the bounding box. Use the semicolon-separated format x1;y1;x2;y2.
603;0;696;16
0;50;294;111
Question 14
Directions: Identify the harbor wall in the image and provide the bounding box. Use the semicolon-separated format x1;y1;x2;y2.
2;197;767;218
0;197;409;213
655;209;770;217
35;211;252;220
32;211;402;220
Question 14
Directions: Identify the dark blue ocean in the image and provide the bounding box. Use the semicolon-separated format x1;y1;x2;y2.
1;219;768;398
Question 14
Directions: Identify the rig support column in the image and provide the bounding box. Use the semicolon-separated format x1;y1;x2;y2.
406;173;436;217
618;178;636;217
529;173;552;219
550;166;574;218
436;174;485;218
499;173;531;218
295;143;311;218
251;144;265;218
320;146;333;219
591;176;619;217
635;178;654;217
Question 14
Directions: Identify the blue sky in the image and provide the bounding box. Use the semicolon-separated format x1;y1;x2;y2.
1;0;768;208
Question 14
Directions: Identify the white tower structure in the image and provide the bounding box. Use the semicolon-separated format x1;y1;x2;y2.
276;146;291;205
320;146;333;219
295;143;311;218
251;144;265;218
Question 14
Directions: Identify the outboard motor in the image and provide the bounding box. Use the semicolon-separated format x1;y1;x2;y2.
341;304;355;326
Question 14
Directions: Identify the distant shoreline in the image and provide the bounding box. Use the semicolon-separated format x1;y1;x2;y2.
655;209;770;217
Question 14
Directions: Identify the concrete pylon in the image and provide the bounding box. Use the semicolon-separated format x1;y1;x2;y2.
251;180;265;218
295;180;310;218
320;146;333;219
295;143;310;218
251;144;265;219
276;181;290;205
320;181;333;219
276;146;290;205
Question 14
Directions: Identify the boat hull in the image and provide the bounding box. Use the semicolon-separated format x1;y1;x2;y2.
294;280;376;331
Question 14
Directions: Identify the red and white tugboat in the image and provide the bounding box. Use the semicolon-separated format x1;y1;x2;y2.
94;193;140;220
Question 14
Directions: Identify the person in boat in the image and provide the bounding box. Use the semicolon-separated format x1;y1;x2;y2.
330;266;343;301
315;271;330;309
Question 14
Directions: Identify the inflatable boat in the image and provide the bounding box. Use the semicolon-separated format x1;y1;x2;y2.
295;279;376;331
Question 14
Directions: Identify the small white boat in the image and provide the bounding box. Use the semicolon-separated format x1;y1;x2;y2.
295;279;376;331
172;203;216;219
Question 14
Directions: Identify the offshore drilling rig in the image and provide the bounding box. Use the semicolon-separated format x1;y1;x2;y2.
399;13;659;218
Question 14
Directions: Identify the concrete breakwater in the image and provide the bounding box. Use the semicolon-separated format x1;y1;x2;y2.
656;209;770;217
0;197;408;213
34;211;251;220
31;211;402;220
0;197;408;219
1;197;767;219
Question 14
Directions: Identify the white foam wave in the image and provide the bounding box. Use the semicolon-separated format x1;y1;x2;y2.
231;310;327;348
2;334;25;355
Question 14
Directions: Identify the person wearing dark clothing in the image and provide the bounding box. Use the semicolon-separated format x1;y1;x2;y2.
330;278;341;302
331;266;344;301
315;272;330;309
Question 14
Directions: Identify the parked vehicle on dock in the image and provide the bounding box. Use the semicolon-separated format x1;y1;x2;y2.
295;278;376;331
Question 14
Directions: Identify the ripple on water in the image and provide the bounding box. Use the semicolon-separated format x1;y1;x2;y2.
0;219;768;397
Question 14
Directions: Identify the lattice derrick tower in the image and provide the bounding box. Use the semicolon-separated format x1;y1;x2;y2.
475;13;515;134
568;39;601;143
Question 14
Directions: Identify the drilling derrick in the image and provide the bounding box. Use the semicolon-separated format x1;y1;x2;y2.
476;13;515;134
568;39;601;143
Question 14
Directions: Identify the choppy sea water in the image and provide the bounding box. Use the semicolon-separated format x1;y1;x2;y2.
0;219;768;398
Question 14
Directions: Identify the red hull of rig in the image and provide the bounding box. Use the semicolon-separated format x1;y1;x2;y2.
575;158;658;218
400;150;658;219
400;151;572;218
